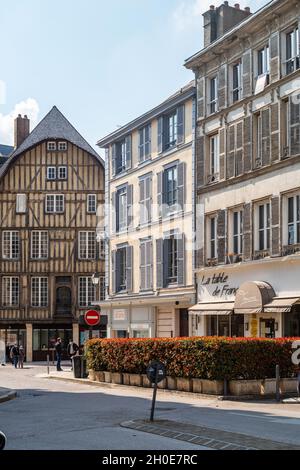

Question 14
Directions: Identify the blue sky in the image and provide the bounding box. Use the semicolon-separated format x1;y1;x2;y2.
0;0;267;155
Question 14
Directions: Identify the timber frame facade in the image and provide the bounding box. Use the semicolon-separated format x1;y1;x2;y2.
0;107;105;360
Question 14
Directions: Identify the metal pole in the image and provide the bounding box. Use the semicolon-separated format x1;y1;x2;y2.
47;354;50;375
276;364;280;403
52;349;55;365
89;327;93;340
150;366;159;422
223;378;228;397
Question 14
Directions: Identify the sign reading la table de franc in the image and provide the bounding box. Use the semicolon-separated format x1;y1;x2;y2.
199;272;239;300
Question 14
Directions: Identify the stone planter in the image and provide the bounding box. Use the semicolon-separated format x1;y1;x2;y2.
229;379;262;396
280;378;297;394
158;378;167;389
123;373;131;385
104;371;112;383
166;376;177;390
176;377;192;393
261;379;276;395
111;372;123;385
192;378;203;394
129;374;142;387
88;370;96;381
141;374;152;388
201;380;224;395
94;371;105;382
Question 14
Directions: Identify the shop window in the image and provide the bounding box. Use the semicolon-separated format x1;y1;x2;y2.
284;307;300;337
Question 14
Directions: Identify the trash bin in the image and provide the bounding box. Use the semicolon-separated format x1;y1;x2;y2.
72;355;82;378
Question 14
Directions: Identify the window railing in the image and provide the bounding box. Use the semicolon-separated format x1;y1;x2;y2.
207;173;220;184
282;244;300;256
206;257;218;267
254;249;270;260
285;56;300;75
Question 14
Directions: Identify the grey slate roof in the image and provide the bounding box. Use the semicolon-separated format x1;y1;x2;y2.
0;144;14;157
0;106;103;179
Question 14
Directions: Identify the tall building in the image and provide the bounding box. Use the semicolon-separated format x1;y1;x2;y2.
97;82;196;338
186;0;300;338
0;107;105;360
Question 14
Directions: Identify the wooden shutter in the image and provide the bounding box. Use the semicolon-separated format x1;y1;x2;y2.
156;239;164;289
16;194;27;214
125;135;132;170
126;245;133;292
157;171;163;219
271;196;280;257
111;192;117;234
139;178;145;225
140;241;146;291
177;105;185;145
290;94;300;156
227;125;235;178
158;117;164;153
243;203;252;261
219;128;225;181
235;121;244;176
261;108;271;166
177;162;185;212
196;130;205;187
145;124;151;158
270;33;280;83
177;234;185;286
271;103;280;162
218;64;227;110
243;116;252;173
242;50;252;98
197;76;205;120
111;250;116;294
217;210;226;264
145;175;152;223
127;185;133;229
111;144;116;177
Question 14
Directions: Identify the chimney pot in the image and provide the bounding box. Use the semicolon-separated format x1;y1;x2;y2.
210;5;215;10
234;3;240;9
245;7;251;13
224;1;229;5
14;115;30;149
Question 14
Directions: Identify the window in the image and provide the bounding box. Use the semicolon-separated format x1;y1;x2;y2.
79;232;96;260
286;27;299;75
116;187;127;232
232;62;242;102
288;195;300;245
254;113;262;166
31;277;48;307
116;248;127;292
2;231;19;260
140;175;152;225
47;167;56;180
164;166;178;207
167;236;178;284
140;238;152;291
209;77;218;114
209;134;220;182
58;167;67;180
79;277;95;307
233;210;243;255
209;216;217;259
87;194;97;214
47;142;56;151
258;45;270;76
31;231;48;259
258;203;270;251
2;277;19;307
58;142;67;151
139;124;151;162
45;195;64;213
99;276;106;301
16;194;27;214
166;111;178;149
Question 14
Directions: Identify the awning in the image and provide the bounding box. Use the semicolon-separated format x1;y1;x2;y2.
234;281;275;314
264;298;300;313
189;302;234;316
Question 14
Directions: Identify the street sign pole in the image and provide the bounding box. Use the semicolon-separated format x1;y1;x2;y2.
150;365;159;422
89;326;93;340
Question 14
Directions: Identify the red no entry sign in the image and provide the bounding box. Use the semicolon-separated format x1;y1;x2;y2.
84;310;101;327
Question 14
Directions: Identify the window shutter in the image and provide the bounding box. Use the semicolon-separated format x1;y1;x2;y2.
111;144;116;177
270;32;280;83
242;50;252;98
271;196;280;257
158;117;164;153
197;76;205;119
219;128;225;181
111;192;117;234
227;125;235;178
157;171;163;218
177;105;185;145
196;129;205;187
243;116;252;173
177;162;185;212
236;121;244;176
156;239;164;289
16;194;27;214
217;210;226;264
111;251;116;294
125;135;132;170
271;103;280;162
147;239;153;290
290;94;300;156
261;108;271;166
218;64;227;110
177;234;185;286
127;184;133;230
145;176;152;223
139;178;146;225
126;245;133;292
145;124;151;158
140;242;146;291
243;203;252;261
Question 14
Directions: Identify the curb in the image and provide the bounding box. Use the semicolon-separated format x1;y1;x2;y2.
0;390;17;404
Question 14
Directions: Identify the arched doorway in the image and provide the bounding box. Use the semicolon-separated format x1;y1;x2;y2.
56;286;72;317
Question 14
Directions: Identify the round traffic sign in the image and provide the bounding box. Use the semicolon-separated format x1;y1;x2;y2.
146;361;166;384
84;310;101;327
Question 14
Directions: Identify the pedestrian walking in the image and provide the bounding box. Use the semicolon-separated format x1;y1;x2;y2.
11;344;19;369
18;345;25;369
55;338;63;372
67;339;79;369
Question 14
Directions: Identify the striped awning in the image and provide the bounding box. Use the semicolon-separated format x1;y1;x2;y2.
189;302;234;316
264;298;300;313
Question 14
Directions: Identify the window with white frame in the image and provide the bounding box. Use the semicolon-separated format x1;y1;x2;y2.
258;45;270;76
139;124;151;162
47;167;56;180
116;187;127;232
209;134;220;182
232;61;242;102
47;142;57;151
2;231;20;260
257;202;270;251
58;142;68;151
58;167;67;180
45;195;64;213
233;210;243;255
31;277;48;307
209;76;218;114
286;27;300;75
79;232;96;260
288;194;300;245
208;216;217;259
79;277;95;307
2;277;19;307
87;194;97;214
31;231;48;259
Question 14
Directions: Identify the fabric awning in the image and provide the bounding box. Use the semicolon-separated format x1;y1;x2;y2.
189;303;234;316
264;298;300;313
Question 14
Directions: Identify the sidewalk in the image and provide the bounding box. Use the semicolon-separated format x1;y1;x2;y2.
0;387;17;404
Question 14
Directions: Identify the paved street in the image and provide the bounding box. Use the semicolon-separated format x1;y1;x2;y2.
1;363;300;450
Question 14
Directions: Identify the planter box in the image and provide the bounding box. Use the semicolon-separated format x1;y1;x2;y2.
111;373;123;385
167;376;177;390
141;374;152;388
229;379;262;396
104;371;111;383
261;379;276;396
129;374;142;387
201;380;224;395
123;373;131;385
280;378;297;393
88;370;96;381
94;371;105;382
192;378;203;394
176;377;192;393
158;379;167;389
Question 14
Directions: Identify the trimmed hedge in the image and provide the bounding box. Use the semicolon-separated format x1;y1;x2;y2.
85;337;299;381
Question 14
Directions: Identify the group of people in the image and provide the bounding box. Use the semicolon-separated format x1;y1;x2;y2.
55;338;79;371
7;344;25;369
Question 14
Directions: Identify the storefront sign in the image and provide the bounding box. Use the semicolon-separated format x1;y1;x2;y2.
131;324;149;330
199;272;238;299
113;310;128;322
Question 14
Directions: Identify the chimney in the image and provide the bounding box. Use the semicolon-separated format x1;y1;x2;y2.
14;114;30;148
203;2;252;47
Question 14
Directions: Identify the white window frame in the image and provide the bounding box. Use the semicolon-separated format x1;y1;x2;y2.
47;141;57;151
209;134;220;182
2;231;20;260
58;142;68;151
255;201;271;252
284;26;300;75
232;209;243;255
45;195;65;214
87;194;97;214
231;61;242;103
117;188;128;232
257;44;270;77
31;277;48;308
208;76;218;114
47;167;56;180
286;193;300;246
31;231;48;260
79;231;96;260
79;277;95;307
207;215;217;260
2;277;19;307
58;166;67;180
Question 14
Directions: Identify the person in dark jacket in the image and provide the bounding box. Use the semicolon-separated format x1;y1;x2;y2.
67;340;79;369
11;344;19;369
55;338;63;371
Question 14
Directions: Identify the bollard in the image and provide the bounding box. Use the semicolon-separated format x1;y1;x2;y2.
47;354;50;375
276;364;280;403
223;378;229;397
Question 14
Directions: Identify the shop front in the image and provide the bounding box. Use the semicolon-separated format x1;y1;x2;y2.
32;325;73;361
190;258;300;338
0;325;27;362
103;306;154;339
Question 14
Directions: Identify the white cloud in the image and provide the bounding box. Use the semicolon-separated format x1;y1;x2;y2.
0;98;39;145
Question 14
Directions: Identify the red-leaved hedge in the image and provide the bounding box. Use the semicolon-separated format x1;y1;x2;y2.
85;337;299;381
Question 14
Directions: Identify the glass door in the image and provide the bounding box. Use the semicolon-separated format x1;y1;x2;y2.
260;319;275;338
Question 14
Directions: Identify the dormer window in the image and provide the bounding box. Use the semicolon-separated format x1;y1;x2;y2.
58;142;68;151
47;142;56;151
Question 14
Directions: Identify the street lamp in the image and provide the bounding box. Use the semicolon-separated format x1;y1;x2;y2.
91;273;100;286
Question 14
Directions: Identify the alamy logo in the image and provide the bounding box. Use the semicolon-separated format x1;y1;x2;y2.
292;340;300;366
